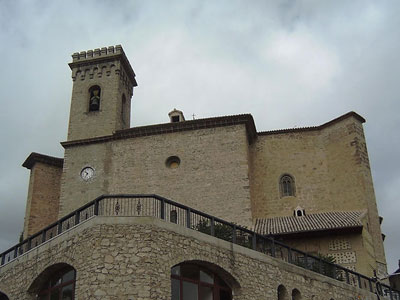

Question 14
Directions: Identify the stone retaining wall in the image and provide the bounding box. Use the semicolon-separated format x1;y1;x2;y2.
0;216;378;300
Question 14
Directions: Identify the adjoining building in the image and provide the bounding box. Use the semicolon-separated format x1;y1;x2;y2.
0;45;395;300
389;261;400;291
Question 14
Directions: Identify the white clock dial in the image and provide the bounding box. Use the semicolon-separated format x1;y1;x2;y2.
80;167;94;180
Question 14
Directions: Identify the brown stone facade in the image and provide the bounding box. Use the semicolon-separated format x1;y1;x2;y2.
16;45;388;298
0;216;381;300
249;115;386;277
22;161;62;239
58;124;253;227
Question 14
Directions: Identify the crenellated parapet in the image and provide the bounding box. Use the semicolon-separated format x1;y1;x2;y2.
69;45;137;90
71;45;123;62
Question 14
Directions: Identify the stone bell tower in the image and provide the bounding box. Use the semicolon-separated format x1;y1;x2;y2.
67;45;137;141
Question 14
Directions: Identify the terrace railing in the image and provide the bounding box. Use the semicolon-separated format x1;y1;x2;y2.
0;194;398;299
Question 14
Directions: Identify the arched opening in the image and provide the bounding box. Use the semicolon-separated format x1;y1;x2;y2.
0;291;9;300
294;206;305;217
166;156;181;169
88;85;101;112
280;174;296;197
121;94;127;124
277;284;289;300
292;288;301;300
28;263;76;300
171;262;233;300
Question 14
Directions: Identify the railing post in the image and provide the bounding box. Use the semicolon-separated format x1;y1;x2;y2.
27;237;32;251
75;210;80;225
186;208;191;228
94;199;99;216
160;199;165;220
368;279;373;293
304;253;309;270
42;230;46;243
210;217;215;236
232;225;236;244
288;248;292;263
252;233;257;250
333;265;338;280
13;246;18;260
357;274;362;288
271;238;276;257
57;221;62;234
389;288;393;300
0;254;4;266
318;258;323;274
346;270;350;284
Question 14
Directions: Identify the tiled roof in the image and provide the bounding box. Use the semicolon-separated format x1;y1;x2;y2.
258;111;365;135
254;211;365;236
61;111;365;148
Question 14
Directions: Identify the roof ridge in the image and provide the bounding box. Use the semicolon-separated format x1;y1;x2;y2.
62;113;258;148
258;111;365;136
22;152;64;169
255;210;364;236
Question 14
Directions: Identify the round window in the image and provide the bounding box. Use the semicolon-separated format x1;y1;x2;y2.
166;156;181;169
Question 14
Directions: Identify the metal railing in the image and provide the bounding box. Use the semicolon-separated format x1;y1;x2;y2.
0;194;398;299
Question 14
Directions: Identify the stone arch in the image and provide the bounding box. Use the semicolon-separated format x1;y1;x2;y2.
170;259;241;291
292;288;302;300
88;85;101;111
109;64;116;76
121;93;127;124
278;284;289;300
27;262;76;297
279;173;296;197
0;291;9;300
171;260;239;300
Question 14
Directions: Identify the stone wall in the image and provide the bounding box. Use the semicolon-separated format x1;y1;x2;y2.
249;115;386;276
23;162;62;239
59;125;253;226
250;115;370;217
0;216;380;300
276;231;375;276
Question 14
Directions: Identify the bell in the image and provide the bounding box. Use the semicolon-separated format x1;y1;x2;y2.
90;97;100;111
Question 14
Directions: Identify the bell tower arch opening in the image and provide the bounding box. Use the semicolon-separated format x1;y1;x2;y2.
88;85;101;112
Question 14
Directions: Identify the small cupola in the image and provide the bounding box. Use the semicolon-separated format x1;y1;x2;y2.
169;109;185;123
294;206;306;217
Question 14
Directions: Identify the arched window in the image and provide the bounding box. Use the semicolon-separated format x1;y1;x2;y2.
121;94;126;124
280;174;295;197
0;291;9;300
277;284;289;300
37;265;76;300
89;85;101;112
171;263;232;300
292;288;301;300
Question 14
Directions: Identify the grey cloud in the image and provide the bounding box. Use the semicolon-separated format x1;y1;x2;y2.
0;0;399;273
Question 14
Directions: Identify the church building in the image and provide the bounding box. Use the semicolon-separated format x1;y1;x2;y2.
0;45;395;300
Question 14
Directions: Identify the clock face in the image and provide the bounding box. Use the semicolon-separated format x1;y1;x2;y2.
80;167;94;180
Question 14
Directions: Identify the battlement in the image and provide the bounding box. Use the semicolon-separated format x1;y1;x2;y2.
69;44;137;87
71;45;124;62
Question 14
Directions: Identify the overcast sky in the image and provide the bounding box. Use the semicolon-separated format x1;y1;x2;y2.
0;1;399;274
